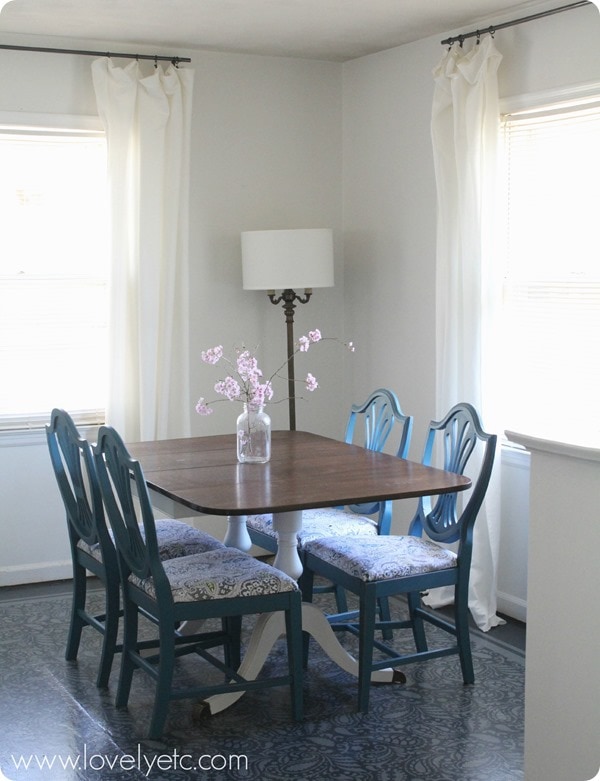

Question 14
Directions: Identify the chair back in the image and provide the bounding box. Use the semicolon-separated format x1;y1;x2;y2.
46;408;113;558
344;387;412;456
94;425;164;588
345;388;413;523
409;403;496;548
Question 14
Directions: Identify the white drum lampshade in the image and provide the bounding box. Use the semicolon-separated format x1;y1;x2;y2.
241;228;334;291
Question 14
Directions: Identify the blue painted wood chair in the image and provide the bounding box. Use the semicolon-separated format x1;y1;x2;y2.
46;409;226;688
94;425;303;739
247;388;413;614
302;402;497;713
46;408;121;688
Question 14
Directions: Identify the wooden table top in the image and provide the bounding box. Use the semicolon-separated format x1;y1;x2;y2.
126;430;471;516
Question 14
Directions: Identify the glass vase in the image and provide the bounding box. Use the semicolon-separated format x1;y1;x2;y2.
236;404;271;464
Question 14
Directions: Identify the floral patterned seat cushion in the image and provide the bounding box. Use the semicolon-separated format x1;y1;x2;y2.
78;519;225;563
304;535;457;582
247;508;379;549
130;547;299;602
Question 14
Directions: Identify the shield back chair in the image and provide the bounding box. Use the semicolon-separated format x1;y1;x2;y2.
302;402;497;713
46;408;226;689
94;425;303;740
246;388;413;613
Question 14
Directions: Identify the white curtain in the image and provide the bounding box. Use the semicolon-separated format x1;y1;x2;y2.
430;36;504;631
92;58;194;442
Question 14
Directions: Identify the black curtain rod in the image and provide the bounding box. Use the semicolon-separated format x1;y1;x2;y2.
0;43;190;65
441;1;592;46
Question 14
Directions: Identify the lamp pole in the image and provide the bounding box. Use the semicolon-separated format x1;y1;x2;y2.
267;288;312;431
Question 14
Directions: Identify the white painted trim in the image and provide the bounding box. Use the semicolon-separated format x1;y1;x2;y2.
506;430;600;462
0;559;73;587
0;111;103;133
500;80;600;115
497;590;527;623
0;428;47;447
501;442;531;469
0;424;98;447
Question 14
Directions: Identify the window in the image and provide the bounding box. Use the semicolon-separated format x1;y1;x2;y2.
500;87;600;443
0;117;109;430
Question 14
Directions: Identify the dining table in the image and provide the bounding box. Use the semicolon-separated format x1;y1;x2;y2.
127;429;471;714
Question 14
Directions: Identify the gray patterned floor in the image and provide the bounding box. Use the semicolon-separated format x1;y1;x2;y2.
0;582;524;781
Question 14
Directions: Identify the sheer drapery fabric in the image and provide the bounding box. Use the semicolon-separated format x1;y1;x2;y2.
92;58;194;441
430;36;503;631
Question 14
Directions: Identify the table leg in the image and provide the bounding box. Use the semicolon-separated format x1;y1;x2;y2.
200;604;395;715
200;511;397;714
271;510;303;581
223;514;252;551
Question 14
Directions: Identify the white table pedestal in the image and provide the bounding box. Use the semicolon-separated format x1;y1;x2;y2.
201;510;396;714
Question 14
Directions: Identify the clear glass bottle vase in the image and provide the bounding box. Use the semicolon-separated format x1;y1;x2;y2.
236;404;271;464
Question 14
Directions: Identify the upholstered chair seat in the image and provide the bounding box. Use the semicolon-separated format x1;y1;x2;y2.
247;507;379;549
304;535;458;582
78;519;224;563
130;547;298;602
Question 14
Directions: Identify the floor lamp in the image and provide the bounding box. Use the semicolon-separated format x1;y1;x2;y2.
241;228;334;431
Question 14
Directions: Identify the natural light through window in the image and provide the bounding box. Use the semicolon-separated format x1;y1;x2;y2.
0;125;109;429
501;92;600;444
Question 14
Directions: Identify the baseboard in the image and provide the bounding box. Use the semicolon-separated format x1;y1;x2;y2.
0;560;73;587
497;590;527;623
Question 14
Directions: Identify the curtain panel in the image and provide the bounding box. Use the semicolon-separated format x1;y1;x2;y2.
430;36;504;631
92;58;194;441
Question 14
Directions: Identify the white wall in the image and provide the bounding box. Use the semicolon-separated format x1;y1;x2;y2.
507;433;600;781
340;1;600;617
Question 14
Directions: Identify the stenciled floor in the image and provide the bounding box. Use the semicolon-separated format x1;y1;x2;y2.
0;581;525;781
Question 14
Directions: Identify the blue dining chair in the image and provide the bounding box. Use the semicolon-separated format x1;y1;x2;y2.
302;402;497;713
246;388;413;613
46;409;226;688
94;425;303;739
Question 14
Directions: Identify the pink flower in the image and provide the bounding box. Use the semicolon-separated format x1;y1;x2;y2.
201;345;223;365
196;329;351;418
195;398;213;415
236;350;263;383
249;380;274;408
215;376;242;401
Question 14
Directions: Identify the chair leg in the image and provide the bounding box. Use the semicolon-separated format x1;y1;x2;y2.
455;586;474;684
298;568;313;602
96;580;120;689
333;584;349;613
115;600;138;709
223;616;242;672
358;589;378;714
377;596;393;641
407;591;427;652
148;622;176;740
65;563;87;661
285;594;304;722
299;568;314;669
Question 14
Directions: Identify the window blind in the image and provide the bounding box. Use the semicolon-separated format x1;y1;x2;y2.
500;95;600;442
0;126;108;431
